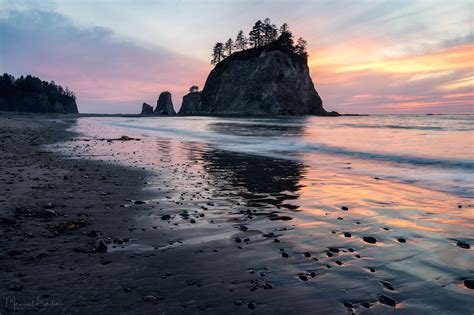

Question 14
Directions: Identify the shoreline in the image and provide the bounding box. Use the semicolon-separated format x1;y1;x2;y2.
0;115;158;313
1;114;473;314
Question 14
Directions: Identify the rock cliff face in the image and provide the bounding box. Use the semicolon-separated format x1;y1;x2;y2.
178;92;201;115
198;46;334;116
154;91;175;115
141;103;153;115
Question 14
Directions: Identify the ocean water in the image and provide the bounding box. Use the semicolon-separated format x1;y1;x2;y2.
98;114;474;198
53;114;474;311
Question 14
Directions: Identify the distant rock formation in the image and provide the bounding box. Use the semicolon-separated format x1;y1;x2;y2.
154;91;175;115
0;73;79;114
141;102;153;115
198;46;333;116
178;91;201;115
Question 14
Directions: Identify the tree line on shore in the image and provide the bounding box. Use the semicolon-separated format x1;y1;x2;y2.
0;73;76;102
211;18;308;65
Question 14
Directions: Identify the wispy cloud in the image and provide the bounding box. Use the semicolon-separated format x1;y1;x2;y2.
0;0;472;114
0;9;208;113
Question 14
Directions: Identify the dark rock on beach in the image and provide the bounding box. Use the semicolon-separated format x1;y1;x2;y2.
363;236;377;244
456;241;470;249
378;295;396;307
464;279;474;289
154;91;175;115
94;239;108;253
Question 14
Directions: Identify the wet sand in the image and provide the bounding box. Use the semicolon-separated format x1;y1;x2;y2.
1;114;473;314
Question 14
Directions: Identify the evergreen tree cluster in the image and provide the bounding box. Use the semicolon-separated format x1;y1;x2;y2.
211;18;308;65
0;73;78;113
0;73;76;101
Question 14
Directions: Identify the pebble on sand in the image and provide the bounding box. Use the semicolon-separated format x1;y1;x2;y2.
378;295;396;307
341;206;349;211
464;279;474;289
456;241;470;249
247;302;256;309
363;236;377;244
94;239;108;253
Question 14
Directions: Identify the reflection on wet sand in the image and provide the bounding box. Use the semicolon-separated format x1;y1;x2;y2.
200;148;305;211
53;117;474;313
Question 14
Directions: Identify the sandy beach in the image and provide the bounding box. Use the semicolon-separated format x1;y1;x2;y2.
1;114;473;314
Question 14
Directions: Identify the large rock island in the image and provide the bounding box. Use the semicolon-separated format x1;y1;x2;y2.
0;73;79;114
141;19;337;117
198;45;330;115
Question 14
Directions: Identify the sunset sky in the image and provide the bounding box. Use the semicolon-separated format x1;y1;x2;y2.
1;0;473;114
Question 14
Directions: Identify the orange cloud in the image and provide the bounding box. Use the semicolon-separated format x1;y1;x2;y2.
312;43;473;75
309;41;473;113
439;75;474;91
443;92;474;98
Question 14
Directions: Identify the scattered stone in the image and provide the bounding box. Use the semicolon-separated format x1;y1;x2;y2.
161;214;171;220
397;238;406;243
303;252;311;257
363;236;377;244
456;241;470;249
343;302;354;308
269;215;293;221
134;200;146;205
299;275;308;281
464;279;474;289
94;239;108;253
341;206;349;211
281;252;289;258
378;295;396;307
263;283;273;289
344;232;352;238
382;281;395;290
239;225;248;231
247;302;256;309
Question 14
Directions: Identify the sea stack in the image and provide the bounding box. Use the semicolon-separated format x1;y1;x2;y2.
154;91;176;115
140;102;154;115
198;46;335;116
179;91;201;115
